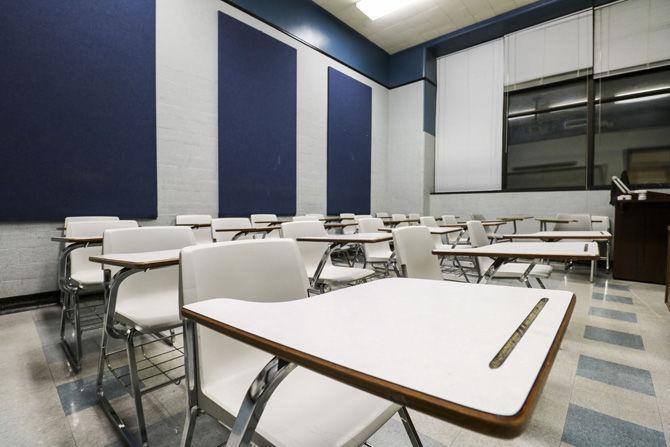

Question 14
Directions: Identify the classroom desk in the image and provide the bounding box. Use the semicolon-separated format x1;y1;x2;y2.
505;231;612;270
534;218;578;231
319;216;344;222
176;223;212;229
296;233;392;287
378;226;462;235
433;242;600;283
386;219;420;227
496;216;533;234
89;249;182;445
181;278;575;443
215;226;281;240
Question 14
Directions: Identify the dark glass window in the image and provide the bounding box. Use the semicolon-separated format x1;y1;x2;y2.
594;68;670;187
504;80;589;190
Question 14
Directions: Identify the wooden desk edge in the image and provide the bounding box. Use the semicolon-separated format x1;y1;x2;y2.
431;250;600;261
504;235;612;241
296;236;391;244
181;294;574;438
51;237;102;243
88;256;178;269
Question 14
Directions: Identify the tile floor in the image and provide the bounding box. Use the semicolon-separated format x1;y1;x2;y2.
0;265;669;446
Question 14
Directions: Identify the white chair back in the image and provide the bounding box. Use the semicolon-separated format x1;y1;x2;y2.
103;226;196;312
179;239;309;414
293;215;320;222
306;213;324;218
66;220;138;281
356;214;372;219
250;214;279;238
64;216;119;228
340;213;357;234
281;221;330;273
211;218;251;242
441;215;460;243
391;213;408;228
419;216;443;247
376;212;390;219
392;226;442;280
555;213;592;231
466;221;494;275
591;215;610;232
250;214;277;226
408;213;420;221
176;214;213;244
357;218;391;260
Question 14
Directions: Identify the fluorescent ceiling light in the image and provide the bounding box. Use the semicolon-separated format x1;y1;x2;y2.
356;0;418;20
614;93;670;105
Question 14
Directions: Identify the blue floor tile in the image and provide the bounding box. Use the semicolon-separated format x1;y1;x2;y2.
589;307;638;323
577;355;655;396
56;368;131;415
584;325;644;350
562;404;666;447
592;292;634;305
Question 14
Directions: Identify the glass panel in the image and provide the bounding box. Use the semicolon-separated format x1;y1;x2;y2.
594;92;670;186
506;106;587;189
596;69;670;101
508;81;587;115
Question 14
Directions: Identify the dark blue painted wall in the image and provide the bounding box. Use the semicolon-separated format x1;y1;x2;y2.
218;13;297;217
327;68;372;215
225;0;389;86
0;0;157;220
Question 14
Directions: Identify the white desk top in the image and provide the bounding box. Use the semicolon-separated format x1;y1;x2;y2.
182;278;574;435
379;226;461;234
433;242;600;261
506;231;612;241
89;249;181;269
296;232;392;244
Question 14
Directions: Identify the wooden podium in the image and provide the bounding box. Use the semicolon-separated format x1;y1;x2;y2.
613;191;670;284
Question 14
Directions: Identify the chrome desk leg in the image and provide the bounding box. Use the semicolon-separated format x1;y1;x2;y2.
590;260;595;283
606;240;610;271
519;262;536;288
311;242;340;289
126;329;148;445
478;258;505;284
180;320;199;447
399;407;423;447
226;357;296;447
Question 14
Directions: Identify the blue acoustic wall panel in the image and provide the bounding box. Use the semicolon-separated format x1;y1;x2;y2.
327;68;372;215
218;13;297;216
0;0;156;220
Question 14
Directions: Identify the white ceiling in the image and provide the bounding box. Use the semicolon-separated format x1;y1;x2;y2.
313;0;538;54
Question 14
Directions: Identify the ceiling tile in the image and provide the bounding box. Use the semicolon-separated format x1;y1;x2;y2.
314;0;538;53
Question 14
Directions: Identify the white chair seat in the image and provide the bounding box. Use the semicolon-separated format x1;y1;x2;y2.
434;244;472;252
308;265;375;284
70;270;104;286
203;365;398;447
494;263;553;278
115;288;181;330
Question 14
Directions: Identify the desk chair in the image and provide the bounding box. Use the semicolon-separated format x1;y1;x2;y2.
251;214;280;238
376;212;390;219
97;226;196;445
281;221;374;292
212;218;251;242
591;216;611;268
306;213;324;218
419;216;445;247
392;226;442;280
59;220;138;371
391;213;408;227
357;218;396;276
554;213;592;231
64;216;119;227
467;221;552;288
340;213;357;235
292;215;319;222
179;239;419;447
176;214;212;244
441;215;466;245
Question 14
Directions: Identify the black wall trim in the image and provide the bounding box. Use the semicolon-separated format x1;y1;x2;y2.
0;290;59;315
431;187;589;195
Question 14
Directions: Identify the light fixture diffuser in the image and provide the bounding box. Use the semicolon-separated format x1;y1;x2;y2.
356;0;418;20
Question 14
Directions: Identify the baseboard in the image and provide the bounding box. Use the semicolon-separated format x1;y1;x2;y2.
0;290;60;315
